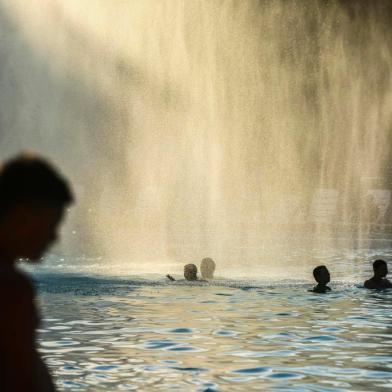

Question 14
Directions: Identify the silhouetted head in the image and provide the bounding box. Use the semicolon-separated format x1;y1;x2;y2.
200;257;215;279
0;153;73;262
373;259;388;278
184;264;198;281
313;265;330;285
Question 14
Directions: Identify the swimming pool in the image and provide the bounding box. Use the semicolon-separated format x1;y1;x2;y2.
31;268;392;391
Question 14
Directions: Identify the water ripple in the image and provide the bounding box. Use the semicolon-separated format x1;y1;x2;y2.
32;273;392;391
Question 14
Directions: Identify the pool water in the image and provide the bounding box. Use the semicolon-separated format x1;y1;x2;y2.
32;273;392;391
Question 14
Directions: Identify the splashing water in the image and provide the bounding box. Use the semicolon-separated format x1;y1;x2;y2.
1;1;392;275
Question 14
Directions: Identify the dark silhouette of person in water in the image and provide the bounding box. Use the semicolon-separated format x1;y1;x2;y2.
167;263;205;282
0;153;73;392
364;259;392;290
309;265;331;293
183;263;198;281
200;257;216;280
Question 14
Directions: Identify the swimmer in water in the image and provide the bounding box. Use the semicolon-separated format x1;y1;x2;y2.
309;265;331;293
200;257;216;280
167;263;205;282
364;259;392;290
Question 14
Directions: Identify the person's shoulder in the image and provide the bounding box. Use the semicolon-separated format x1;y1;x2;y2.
310;285;330;293
0;269;34;297
0;267;32;284
0;270;36;329
364;278;374;289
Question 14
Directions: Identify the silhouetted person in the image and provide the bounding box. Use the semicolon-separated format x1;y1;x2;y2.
184;263;198;280
364;259;392;290
309;265;331;293
0;153;73;392
167;263;205;282
200;257;216;279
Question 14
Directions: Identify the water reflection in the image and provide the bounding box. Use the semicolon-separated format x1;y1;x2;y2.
35;279;392;391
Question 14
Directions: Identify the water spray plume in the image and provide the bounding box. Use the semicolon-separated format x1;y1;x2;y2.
1;0;391;276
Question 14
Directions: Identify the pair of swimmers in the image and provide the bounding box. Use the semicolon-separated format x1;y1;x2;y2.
310;259;392;293
166;257;216;282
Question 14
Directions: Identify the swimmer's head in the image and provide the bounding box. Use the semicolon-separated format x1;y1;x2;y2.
313;265;330;285
0;153;73;261
200;257;215;279
373;259;388;278
184;264;198;281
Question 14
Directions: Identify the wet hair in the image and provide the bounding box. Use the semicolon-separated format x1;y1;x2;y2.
200;257;216;279
0;153;73;217
373;259;387;271
201;257;215;268
184;263;198;280
313;265;328;280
